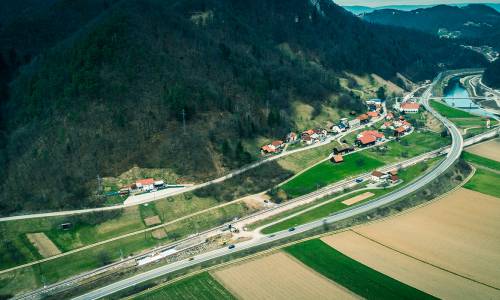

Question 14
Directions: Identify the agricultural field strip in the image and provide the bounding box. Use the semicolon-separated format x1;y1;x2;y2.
0;110;388;223
349;230;500;290
0;131;440;274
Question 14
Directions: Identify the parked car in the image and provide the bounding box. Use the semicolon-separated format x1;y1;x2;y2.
288;227;296;232
228;244;236;249
355;178;364;183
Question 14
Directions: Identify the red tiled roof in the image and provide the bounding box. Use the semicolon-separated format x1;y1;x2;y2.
395;126;406;133
271;140;284;147
357;114;369;121
332;155;343;163
358;135;377;145
261;145;276;152
367;111;378;118
136;178;155;185
384;122;392;127
391;175;399;181
361;130;384;139
303;129;315;135
401;102;420;110
372;171;384;177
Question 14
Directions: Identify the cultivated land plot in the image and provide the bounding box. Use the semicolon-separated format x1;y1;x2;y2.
342;192;374;205
352;188;500;288
26;233;61;258
144;216;162;226
213;252;358;300
134;272;235;300
285;239;434;300
466;138;500;162
322;232;500;299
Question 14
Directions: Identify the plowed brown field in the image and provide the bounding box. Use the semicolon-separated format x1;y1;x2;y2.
322;188;500;298
212;252;359;300
466;138;500;162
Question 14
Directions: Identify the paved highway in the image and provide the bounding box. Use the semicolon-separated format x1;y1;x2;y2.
71;73;465;300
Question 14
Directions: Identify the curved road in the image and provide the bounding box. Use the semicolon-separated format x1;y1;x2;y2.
71;73;465;300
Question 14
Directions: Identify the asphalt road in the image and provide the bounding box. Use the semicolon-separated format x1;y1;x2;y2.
72;74;465;300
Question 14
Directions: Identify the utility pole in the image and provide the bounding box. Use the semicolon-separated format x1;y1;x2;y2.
181;109;186;135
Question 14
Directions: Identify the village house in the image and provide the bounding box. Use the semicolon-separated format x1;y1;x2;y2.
386;112;394;120
367;111;379;119
357;114;369;124
381;121;393;130
399;102;420;114
356;130;385;147
333;144;355;155
134;178;155;192
394;126;406;137
261;140;284;154
287;132;298;143
330;154;344;163
371;171;386;182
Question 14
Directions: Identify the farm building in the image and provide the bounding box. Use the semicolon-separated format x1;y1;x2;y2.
399;102;420;114
333;144;354;155
330;155;344;163
134;178;155;191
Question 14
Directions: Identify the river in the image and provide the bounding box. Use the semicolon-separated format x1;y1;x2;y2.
443;78;496;118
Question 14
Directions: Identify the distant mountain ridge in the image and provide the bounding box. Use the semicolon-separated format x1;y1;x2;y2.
360;4;500;52
343;3;500;15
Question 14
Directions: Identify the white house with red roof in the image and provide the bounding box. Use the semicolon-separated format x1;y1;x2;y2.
399;102;420;114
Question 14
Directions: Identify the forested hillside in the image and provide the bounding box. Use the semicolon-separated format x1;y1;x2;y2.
0;0;486;214
483;59;500;88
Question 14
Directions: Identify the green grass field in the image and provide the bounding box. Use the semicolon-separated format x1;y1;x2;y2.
463;168;500;198
364;131;449;163
281;152;384;198
430;100;476;118
134;272;235;300
285;239;436;300
276;141;340;174
462;152;500;171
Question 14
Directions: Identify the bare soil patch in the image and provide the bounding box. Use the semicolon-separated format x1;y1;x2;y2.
151;228;167;239
344;188;500;289
342;192;374;206
466;138;500;162
213;252;359;300
241;193;269;210
26;233;61;258
322;231;500;299
144;215;162;226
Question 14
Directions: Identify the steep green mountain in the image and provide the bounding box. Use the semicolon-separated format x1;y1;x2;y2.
0;0;486;214
362;4;500;41
484;59;500;88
